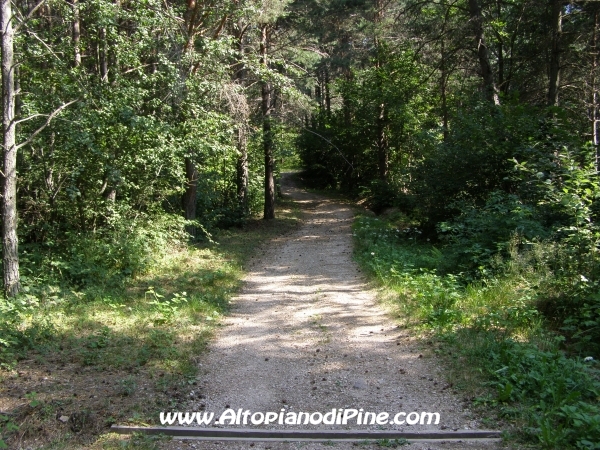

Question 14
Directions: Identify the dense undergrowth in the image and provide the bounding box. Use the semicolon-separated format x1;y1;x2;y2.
353;214;600;449
0;198;300;449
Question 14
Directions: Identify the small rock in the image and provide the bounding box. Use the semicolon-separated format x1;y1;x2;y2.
353;379;367;390
58;415;69;423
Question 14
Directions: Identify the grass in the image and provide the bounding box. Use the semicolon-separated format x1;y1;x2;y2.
352;214;600;450
0;196;301;449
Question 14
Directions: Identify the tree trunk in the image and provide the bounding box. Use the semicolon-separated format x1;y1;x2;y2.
376;102;388;180
468;0;500;105
234;20;249;214
374;0;388;180
548;0;562;107
325;67;331;115
72;0;81;67
183;156;198;236
261;24;275;220
180;0;202;230
2;0;21;297
99;27;108;82
236;126;248;212
593;8;599;170
441;37;449;141
98;23;117;202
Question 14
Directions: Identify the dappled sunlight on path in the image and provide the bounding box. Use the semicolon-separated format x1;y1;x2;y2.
168;174;501;450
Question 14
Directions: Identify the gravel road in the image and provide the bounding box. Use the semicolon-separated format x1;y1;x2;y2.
162;173;502;450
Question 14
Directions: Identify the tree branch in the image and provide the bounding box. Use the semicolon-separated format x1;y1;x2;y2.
16;100;78;150
14;0;48;33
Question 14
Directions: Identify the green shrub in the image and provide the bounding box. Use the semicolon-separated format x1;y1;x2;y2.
353;214;600;449
437;191;548;276
55;211;187;286
0;296;56;369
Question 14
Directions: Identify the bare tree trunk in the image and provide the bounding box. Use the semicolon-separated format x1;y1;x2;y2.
315;74;322;114
261;23;275;220
72;0;81;67
376;102;388;180
98;22;118;202
233;20;249;214
183;156;198;235
495;0;506;94
325;67;331;115
2;0;21;297
99;27;108;81
374;0;388;180
236;126;248;212
548;0;562;107
180;0;202;232
593;8;599;170
468;0;500;105
441;37;449;141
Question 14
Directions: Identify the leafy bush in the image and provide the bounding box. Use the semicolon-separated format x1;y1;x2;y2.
486;341;600;449
437;191;548;275
0;296;55;369
358;179;406;215
54;211;187;286
353;214;600;449
411;100;541;225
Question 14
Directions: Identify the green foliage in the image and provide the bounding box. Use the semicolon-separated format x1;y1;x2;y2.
437;191;548;275
0;414;18;449
412;100;542;225
353;214;600;449
21;211;188;288
146;288;189;325
0;296;56;369
375;438;409;447
358;179;406;214
298;47;432;193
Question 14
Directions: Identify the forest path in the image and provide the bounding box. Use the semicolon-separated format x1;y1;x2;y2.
163;173;501;450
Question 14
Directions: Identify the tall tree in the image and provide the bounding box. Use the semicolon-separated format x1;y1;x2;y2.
548;0;562;107
468;0;500;105
260;22;275;219
232;14;250;214
2;0;20;297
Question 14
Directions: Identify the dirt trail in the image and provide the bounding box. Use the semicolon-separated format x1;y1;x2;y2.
165;174;501;450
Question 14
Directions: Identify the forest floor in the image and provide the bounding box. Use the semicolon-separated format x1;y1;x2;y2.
159;173;505;450
0;190;302;449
